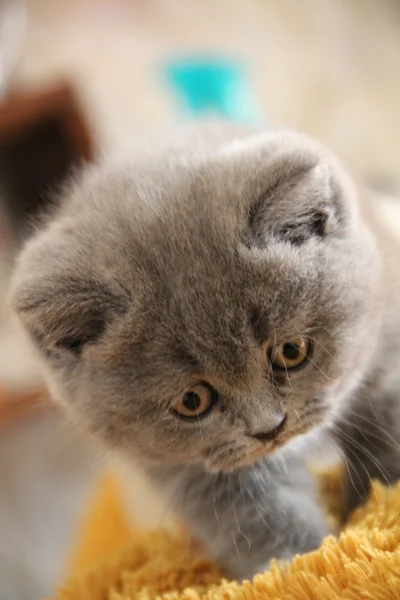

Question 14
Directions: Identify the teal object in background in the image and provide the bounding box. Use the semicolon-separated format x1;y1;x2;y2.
162;56;265;124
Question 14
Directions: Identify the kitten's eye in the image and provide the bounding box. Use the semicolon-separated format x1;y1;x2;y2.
172;383;218;419
267;337;310;370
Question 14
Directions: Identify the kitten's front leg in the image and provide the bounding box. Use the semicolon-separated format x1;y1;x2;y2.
151;455;329;580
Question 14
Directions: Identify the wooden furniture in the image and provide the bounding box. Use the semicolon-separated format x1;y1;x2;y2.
0;82;94;426
0;83;93;239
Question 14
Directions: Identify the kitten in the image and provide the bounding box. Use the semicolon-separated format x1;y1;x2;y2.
9;125;400;580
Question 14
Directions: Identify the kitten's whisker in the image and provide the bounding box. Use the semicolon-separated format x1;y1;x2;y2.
335;426;386;475
275;452;288;475
227;475;246;562
252;461;272;498
195;408;204;442
325;436;365;501
334;428;391;486
231;490;251;552
212;478;220;530
290;332;339;366
238;471;247;509
272;326;277;350
340;408;400;453
231;531;243;570
335;416;388;454
305;355;331;382
283;359;294;390
309;338;336;360
366;398;379;422
336;440;379;505
266;351;273;373
272;324;295;390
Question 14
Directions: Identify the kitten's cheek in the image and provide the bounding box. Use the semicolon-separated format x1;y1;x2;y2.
247;444;274;462
203;440;272;472
203;443;248;473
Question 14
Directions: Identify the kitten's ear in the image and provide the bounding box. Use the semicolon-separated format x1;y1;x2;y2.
245;142;355;247
10;252;126;359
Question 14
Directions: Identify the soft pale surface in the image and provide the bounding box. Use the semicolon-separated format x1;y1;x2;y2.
52;470;400;600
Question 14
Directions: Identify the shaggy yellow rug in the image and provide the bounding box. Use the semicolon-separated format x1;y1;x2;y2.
51;469;400;600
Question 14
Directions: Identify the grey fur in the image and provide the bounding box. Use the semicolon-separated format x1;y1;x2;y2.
9;124;400;580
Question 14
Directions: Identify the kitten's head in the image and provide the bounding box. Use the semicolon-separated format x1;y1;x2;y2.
10;129;380;472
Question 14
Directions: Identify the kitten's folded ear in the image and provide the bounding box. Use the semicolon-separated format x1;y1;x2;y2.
10;240;127;359
235;134;357;248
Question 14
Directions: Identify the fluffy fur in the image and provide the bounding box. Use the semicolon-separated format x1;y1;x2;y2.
9;125;400;579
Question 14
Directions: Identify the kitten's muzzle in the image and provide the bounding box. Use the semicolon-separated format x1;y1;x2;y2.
249;413;287;443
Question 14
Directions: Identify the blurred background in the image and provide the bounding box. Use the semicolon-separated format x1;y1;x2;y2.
1;1;400;598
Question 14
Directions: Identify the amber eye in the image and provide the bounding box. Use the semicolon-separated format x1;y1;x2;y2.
267;337;310;370
171;383;218;419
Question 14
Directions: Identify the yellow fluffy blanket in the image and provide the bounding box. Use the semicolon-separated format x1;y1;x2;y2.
52;469;400;600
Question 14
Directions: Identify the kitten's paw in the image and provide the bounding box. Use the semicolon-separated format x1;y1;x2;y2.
225;512;331;581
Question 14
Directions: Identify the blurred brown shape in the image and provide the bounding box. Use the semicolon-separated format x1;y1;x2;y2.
0;82;94;425
0;82;94;240
0;385;51;428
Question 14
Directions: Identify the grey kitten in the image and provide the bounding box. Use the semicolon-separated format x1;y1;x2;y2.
9;125;400;580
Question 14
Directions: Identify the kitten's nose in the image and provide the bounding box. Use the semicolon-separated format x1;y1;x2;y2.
250;414;287;443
